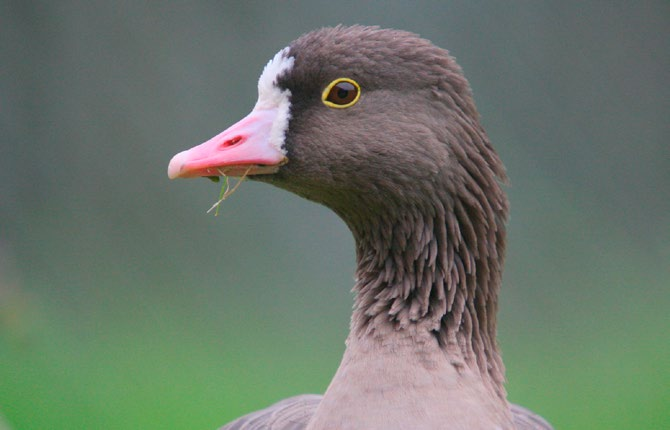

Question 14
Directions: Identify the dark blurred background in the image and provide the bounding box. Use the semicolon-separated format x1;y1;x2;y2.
1;2;668;429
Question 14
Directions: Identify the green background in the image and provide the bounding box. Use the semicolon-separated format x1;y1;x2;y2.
1;2;668;429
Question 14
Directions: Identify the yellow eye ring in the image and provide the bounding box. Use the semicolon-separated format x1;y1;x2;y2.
322;78;361;108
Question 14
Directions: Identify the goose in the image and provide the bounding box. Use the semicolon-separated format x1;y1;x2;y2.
168;25;553;430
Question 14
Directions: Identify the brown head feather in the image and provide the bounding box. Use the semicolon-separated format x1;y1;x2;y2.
260;25;509;396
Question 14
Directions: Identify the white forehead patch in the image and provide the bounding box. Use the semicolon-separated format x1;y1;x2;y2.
257;47;294;107
254;47;295;154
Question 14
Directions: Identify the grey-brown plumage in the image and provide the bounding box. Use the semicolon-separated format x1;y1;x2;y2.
178;25;552;429
221;395;552;430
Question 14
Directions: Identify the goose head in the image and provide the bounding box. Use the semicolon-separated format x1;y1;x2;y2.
169;25;511;411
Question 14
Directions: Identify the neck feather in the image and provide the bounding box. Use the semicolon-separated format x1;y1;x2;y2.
346;187;508;396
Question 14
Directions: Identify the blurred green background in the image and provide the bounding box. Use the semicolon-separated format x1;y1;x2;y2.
1;1;668;429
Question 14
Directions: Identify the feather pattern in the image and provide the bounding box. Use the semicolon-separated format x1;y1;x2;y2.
220;396;553;430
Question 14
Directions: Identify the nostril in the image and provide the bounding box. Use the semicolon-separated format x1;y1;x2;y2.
220;136;243;149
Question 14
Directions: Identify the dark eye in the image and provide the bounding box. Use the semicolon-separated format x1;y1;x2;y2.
322;78;361;108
